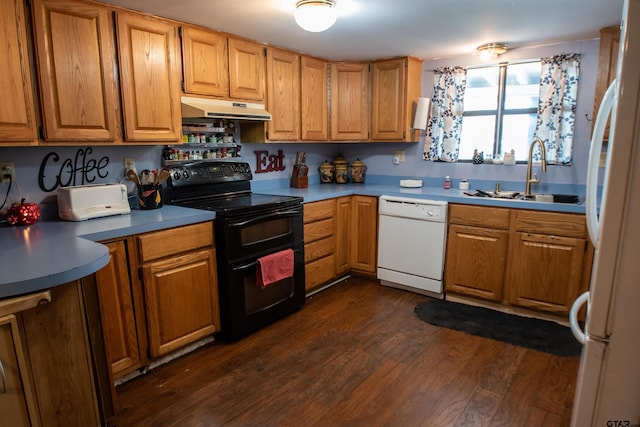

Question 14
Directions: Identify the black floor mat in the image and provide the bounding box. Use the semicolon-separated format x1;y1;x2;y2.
414;299;582;356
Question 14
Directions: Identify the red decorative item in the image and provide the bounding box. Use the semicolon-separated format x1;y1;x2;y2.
7;198;41;226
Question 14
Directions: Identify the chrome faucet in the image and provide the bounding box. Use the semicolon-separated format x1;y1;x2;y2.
525;137;547;196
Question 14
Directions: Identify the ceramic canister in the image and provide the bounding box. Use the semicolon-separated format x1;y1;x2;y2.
318;160;334;183
333;155;349;184
350;158;366;183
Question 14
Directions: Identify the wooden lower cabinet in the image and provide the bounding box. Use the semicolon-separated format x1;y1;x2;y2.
349;196;378;275
303;196;378;292
445;204;593;317
304;199;336;292
506;209;591;314
445;224;508;301
137;222;220;358
0;315;35;427
95;239;145;379
141;248;219;357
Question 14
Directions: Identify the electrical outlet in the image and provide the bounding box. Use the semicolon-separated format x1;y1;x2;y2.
394;150;405;163
0;162;16;183
124;157;136;172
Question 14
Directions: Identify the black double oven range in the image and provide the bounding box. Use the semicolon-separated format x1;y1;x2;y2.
165;161;305;341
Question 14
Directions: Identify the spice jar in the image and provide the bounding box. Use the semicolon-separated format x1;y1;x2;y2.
350;158;366;183
318;160;334;184
333;155;349;184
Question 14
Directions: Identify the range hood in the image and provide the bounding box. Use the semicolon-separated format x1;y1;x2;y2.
181;96;271;121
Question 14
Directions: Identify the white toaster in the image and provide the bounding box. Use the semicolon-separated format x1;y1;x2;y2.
57;184;131;221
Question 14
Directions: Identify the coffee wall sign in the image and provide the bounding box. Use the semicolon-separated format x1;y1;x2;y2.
255;150;285;174
38;147;110;192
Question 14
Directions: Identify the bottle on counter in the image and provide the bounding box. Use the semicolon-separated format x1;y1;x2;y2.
444;176;451;189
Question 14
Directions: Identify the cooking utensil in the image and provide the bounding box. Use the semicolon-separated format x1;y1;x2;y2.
126;169;140;185
156;169;171;184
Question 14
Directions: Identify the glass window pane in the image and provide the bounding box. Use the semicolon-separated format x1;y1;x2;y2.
460;115;496;159
504;62;541;110
464;67;499;111
500;113;537;161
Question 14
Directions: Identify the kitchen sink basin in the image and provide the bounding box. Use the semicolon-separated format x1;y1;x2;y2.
466;190;581;204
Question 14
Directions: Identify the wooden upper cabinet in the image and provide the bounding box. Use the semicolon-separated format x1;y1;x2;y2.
116;12;181;142
593;25;620;140
32;0;118;141
181;26;229;97
0;0;37;144
228;37;265;102
371;56;422;142
330;62;369;141
300;55;328;141
266;47;300;141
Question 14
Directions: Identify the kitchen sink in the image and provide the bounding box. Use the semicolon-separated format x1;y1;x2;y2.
466;190;581;204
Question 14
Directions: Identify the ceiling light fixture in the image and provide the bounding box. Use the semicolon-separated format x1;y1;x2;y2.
295;0;337;33
477;42;508;61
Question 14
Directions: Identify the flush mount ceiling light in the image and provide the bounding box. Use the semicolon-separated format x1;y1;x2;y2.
477;42;508;61
295;0;337;32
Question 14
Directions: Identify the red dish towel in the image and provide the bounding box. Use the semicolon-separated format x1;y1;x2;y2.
256;249;294;288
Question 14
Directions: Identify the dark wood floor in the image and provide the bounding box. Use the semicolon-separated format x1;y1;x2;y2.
111;277;580;427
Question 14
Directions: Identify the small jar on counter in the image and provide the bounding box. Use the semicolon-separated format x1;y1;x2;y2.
350;158;366;183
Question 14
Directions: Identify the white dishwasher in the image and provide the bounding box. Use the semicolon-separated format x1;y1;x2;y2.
377;195;448;298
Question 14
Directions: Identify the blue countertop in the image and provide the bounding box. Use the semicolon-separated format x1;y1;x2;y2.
0;181;585;300
256;181;587;214
0;206;215;299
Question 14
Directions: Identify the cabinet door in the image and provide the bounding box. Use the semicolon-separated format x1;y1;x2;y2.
228;37;265;101
0;0;37;144
266;47;300;141
32;0;118;141
350;196;377;273
142;248;219;358
0;316;35;427
334;196;351;275
507;233;586;314
592;26;619;139
300;56;328;141
181;26;229;97
371;58;405;141
94;240;144;379
116;12;181;142
445;224;508;301
330;62;369;141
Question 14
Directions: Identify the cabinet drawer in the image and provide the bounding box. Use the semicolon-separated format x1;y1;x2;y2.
305;254;335;291
449;204;510;229
305;236;334;263
304;199;335;223
138;222;214;262
304;217;334;243
511;210;586;238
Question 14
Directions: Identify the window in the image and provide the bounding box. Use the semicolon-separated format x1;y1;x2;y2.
459;61;541;162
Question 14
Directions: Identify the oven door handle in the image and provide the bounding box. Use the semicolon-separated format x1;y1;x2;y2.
233;260;258;272
230;209;301;228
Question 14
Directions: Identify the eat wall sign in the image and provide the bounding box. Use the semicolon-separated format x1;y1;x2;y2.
255;150;285;173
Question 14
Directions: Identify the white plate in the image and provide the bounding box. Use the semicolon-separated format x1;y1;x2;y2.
400;179;423;188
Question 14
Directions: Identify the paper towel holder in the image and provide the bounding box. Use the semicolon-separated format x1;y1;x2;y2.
411;97;431;136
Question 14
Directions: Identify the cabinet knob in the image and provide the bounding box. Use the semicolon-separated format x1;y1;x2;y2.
0;359;6;394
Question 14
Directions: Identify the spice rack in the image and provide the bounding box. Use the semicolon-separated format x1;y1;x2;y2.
163;119;243;165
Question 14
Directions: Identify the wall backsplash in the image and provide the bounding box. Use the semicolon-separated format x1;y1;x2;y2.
0;38;599;216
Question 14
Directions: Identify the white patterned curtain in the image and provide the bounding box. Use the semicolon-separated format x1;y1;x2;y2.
532;54;581;164
423;66;467;162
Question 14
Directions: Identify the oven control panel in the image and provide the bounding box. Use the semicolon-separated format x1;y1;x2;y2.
167;161;252;187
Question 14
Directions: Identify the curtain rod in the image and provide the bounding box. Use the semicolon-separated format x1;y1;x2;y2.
425;58;541;72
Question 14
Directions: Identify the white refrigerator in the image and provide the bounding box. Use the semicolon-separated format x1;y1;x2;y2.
569;0;640;425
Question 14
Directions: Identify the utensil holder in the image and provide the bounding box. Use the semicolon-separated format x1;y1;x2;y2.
289;165;308;188
137;184;163;209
